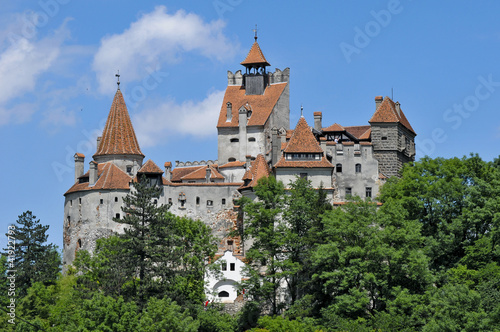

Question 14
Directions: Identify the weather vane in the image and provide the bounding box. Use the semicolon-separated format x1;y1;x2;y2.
253;24;258;41
115;70;120;89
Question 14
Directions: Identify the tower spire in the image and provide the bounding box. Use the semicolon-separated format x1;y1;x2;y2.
253;24;258;42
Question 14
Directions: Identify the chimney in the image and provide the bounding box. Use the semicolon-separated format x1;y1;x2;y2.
74;153;85;183
89;161;98;185
271;128;280;166
96;136;102;150
245;155;252;169
395;101;401;117
375;96;383;110
226;102;232;122
205;167;211;183
313;112;323;131
164;162;172;181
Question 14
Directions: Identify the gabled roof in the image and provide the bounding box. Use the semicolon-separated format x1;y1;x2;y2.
170;166;204;182
94;89;144;158
284;117;324;154
138;159;163;174
344;125;371;139
65;162;132;195
240;154;270;189
219;160;246;169
323;123;345;132
217;83;287;128
181;165;224;181
240;41;270;67
369;97;416;135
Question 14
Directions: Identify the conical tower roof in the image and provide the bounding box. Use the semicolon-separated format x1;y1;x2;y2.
240;41;270;67
94;89;144;158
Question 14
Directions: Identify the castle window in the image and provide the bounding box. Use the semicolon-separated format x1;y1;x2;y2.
227;240;233;246
70;200;72;207
168;198;172;205
154;199;157;205
222;262;227;271
228;158;236;162
179;193;186;208
77;239;82;249
196;197;200;205
222;198;226;205
230;138;239;143
382;136;388;141
218;291;229;298
115;213;120;219
207;200;213;207
248;137;256;142
230;263;235;271
346;187;352;196
126;165;132;174
67;216;70;226
300;173;308;180
336;163;343;173
115;197;118;202
355;164;362;173
79;198;82;205
366;187;372;198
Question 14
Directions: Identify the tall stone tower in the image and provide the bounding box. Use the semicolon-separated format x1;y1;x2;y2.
63;85;145;265
217;36;290;165
369;96;416;177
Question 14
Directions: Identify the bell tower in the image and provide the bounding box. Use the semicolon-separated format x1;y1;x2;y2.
240;28;270;95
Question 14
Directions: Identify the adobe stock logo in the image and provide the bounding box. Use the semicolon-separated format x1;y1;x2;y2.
340;0;406;64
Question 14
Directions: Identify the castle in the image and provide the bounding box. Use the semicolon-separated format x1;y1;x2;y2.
63;36;416;302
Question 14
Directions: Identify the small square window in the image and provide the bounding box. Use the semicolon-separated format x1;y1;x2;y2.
115;197;118;202
207;200;213;206
346;187;352;196
227;240;233;246
222;198;226;205
115;213;120;219
100;199;103;204
126;166;132;173
300;173;308;179
221;262;227;271
230;263;235;271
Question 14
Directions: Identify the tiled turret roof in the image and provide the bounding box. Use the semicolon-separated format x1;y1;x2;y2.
369;97;416;135
240;42;270;67
94;89;144;158
240;154;270;189
284;117;324;153
138;159;163;174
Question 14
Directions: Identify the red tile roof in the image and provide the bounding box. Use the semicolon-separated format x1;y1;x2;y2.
138;159;163;174
164;162;172;168
369;97;416;135
345;125;371;139
65;162;132;195
284;117;324;153
170;166;203;182
219;160;246;169
217;83;287;128
240;41;270;67
274;156;334;168
323;123;345;132
94;89;144;158
240;154;270;189
358;128;371;140
181;165;224;181
75;153;85;158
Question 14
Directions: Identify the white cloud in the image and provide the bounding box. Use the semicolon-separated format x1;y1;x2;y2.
0;103;37;126
133;89;224;147
93;6;238;94
0;21;69;125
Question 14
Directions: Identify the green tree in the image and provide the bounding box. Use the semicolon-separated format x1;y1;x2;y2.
3;211;60;298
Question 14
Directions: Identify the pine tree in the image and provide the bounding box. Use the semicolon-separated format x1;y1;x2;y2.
3;211;60;298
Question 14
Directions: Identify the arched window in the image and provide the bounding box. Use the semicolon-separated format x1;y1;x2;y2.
355;164;362;173
228;158;236;162
77;239;82;249
218;291;230;297
230;138;239;143
336;163;343;173
196;197;200;205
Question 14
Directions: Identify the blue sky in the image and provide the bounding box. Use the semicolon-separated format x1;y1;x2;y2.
1;0;500;249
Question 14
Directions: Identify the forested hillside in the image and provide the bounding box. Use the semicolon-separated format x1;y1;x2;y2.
2;155;500;331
